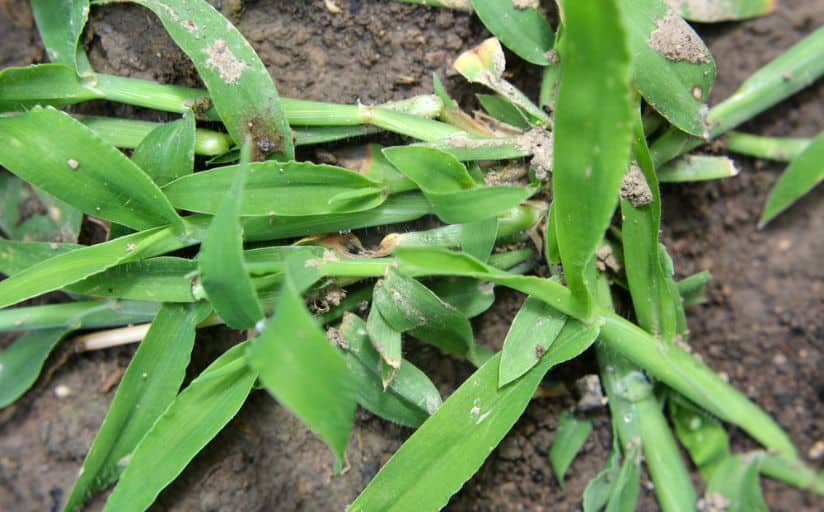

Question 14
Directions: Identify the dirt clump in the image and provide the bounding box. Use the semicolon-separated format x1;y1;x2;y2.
648;9;712;64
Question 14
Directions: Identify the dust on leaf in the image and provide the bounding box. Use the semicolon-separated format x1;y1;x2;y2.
648;10;712;64
620;161;653;207
203;39;248;84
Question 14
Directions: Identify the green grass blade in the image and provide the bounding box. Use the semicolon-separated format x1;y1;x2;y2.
458;217;497;261
621;106;682;340
366;296;403;373
68;257;197;303
671;0;775;22
376;269;480;363
582;442;620;512
102;341;256;512
8;241;107;295
605;445;642;512
248;275;357;466
240;192;432;242
428;278;495;319
31;0;92;74
0;175;82;243
470;0;554;66
677;270;712;306
669;396;730;478
425;187;534;225
476;94;530;129
759;132;824;226
0;226;184;309
0;300;160;332
549;410;593;488
349;320;598;512
499;296;567;387
757;453;824;495
383;146;533;224
0;64;101;111
657;155;739;183
0;107;183;232
599;315;797;457
131;111;196;186
553;0;633;315
197;144;263;329
725;131;811;162
77;115;231;156
705;455;768;512
163;161;384;216
64;302;210;511
0;328;68;408
621;1;716;137
338;313;441;428
100;0;293;159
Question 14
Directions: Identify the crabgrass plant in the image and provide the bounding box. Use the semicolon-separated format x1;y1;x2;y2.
0;0;822;510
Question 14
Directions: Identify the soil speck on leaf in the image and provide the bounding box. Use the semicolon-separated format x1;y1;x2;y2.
621;161;653;207
204;39;247;84
66;158;79;170
648;10;712;64
515;128;553;180
513;0;539;9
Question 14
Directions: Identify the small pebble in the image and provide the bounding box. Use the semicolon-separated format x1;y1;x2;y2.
54;385;71;398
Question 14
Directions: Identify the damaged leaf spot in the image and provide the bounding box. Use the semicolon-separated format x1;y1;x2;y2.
648;10;711;64
621;161;653;207
204;39;247;85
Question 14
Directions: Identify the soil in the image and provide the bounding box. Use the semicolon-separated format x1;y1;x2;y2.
1;1;822;511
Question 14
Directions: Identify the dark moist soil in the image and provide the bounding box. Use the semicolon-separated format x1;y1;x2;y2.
1;1;822;510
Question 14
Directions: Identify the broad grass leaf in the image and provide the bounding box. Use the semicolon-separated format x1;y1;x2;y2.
621;0;716;137
100;0;293;159
760;132;824;226
549;411;593;488
383;146;475;192
394;248;577;318
459;216;497;261
476;93;530;129
705;456;768;512
366;298;403;373
197;144;263;329
0;300;159;333
131;110;196;186
240;192;432;242
102;342;257;512
31;0;92;73
69;257;197;303
384;144;531;223
0;226;186;309
338;313;441;428
669;396;730;478
470;0;554;66
553;0;633;315
348;320;598;512
248;275;357;465
0;328;68;408
425;187;534;225
0;64;99;111
0;107;184;232
499;296;567;387
164;161;385;216
375;269;478;362
670;0;775;22
0;239;80;275
418;135;530;162
428;277;495;319
64;302;211;512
